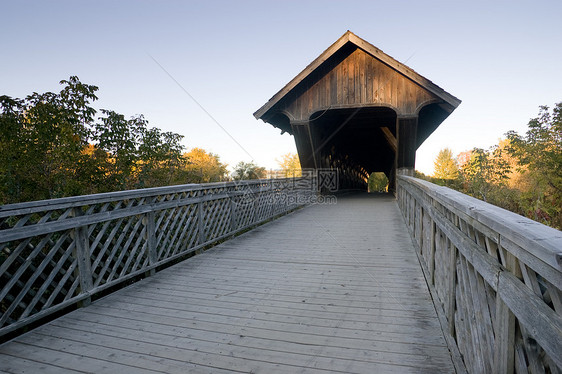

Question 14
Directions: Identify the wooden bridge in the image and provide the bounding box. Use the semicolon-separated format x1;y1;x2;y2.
1;176;560;373
1;31;561;373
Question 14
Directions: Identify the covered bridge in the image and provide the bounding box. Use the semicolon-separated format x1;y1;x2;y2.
254;31;461;190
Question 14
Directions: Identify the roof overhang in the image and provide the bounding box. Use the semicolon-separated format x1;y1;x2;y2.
254;31;461;121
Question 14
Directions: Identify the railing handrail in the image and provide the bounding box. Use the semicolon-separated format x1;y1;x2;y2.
0;178;301;217
397;175;562;373
399;175;562;272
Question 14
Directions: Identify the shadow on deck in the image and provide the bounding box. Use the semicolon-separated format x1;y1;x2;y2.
0;194;457;373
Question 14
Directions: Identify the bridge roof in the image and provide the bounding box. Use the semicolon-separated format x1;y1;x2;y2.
254;30;461;120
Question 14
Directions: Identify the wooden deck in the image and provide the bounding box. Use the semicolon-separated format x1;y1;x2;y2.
0;194;456;373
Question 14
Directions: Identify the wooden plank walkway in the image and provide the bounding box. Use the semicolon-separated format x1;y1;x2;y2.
0;194;456;373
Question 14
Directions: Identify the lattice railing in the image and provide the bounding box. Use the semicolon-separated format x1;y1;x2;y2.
0;177;315;337
397;176;562;374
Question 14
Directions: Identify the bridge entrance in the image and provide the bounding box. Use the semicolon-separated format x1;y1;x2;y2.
254;31;461;191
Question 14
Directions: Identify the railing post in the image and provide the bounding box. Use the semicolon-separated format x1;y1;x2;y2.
270;179;275;214
230;196;237;232
71;208;93;307
144;210;157;276
198;197;206;246
253;186;259;223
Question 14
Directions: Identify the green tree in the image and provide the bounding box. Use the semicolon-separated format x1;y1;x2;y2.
506;103;562;227
0;77;98;202
460;147;511;202
0;77;188;203
231;161;266;180
93;110;143;189
137;126;186;187
277;152;301;177
433;148;459;180
368;172;389;192
93;111;187;189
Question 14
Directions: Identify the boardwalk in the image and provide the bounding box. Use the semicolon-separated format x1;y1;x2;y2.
0;194;456;373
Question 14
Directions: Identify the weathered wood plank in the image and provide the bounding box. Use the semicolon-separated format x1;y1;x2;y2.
0;341;161;374
0;355;81;374
77;315;447;369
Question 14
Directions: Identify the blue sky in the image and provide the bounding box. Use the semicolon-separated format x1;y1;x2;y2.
2;0;561;174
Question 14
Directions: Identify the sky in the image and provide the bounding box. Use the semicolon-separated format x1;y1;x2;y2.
2;0;561;175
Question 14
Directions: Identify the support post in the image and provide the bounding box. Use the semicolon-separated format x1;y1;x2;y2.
396;116;418;177
291;121;317;169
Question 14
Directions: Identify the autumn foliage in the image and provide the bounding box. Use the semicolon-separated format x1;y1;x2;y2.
428;103;562;229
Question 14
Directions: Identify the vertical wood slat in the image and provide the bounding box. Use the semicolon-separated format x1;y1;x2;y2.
447;240;457;336
429;220;436;284
494;297;515;373
466;258;493;373
455;255;474;371
494;251;517;374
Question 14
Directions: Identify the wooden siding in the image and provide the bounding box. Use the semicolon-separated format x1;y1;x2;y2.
281;47;437;121
0;194;458;373
253;31;461;121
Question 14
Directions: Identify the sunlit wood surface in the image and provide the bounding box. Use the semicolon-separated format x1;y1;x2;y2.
0;194;456;373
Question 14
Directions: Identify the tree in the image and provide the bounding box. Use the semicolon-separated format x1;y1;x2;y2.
231;161;266;180
183;148;228;183
368;172;388;192
433;148;459;180
0;77;98;202
93;110;142;189
415;102;560;229
0;77;188;203
460;147;511;202
277;153;301;177
137;126;186;187
506;103;562;228
93;111;187;189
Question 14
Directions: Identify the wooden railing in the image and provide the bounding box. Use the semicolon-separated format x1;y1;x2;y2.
0;177;315;337
397;175;562;374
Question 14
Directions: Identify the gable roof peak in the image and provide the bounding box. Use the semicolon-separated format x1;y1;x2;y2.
254;31;460;120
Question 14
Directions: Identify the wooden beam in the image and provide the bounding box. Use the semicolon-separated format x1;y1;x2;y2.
380;127;397;153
